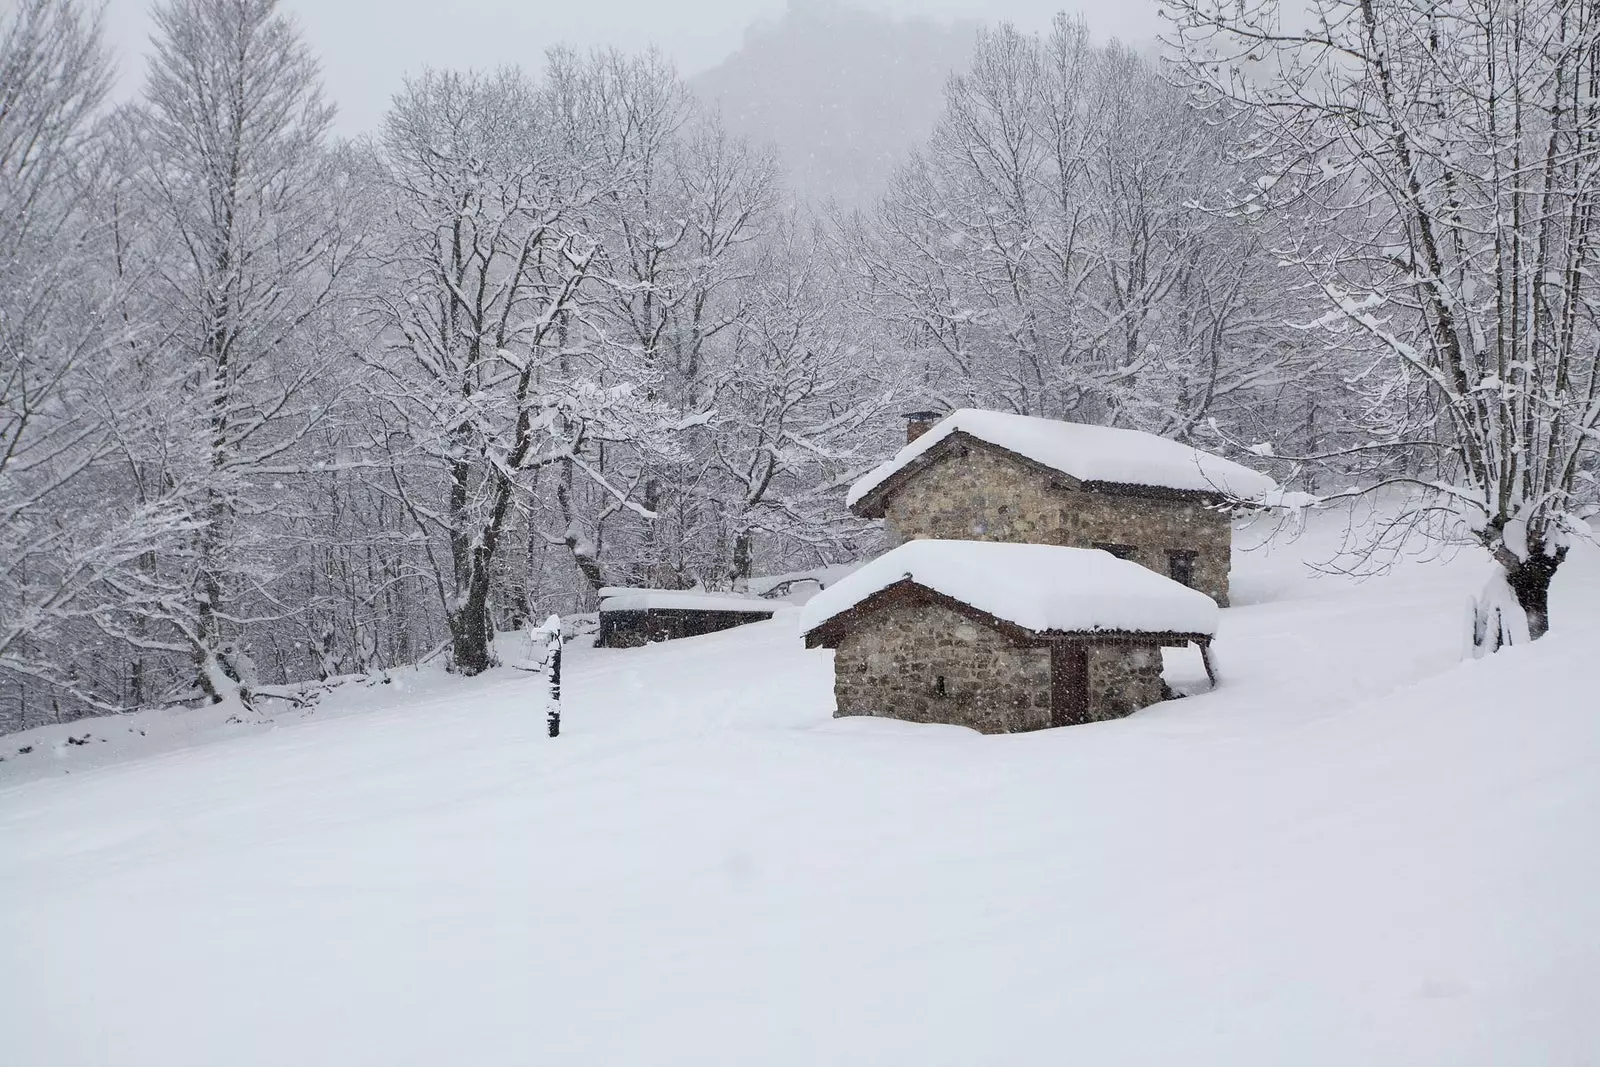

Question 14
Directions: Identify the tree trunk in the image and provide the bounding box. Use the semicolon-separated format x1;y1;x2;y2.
193;530;253;707
1503;544;1567;641
450;568;495;675
556;460;605;601
730;528;754;586
449;472;519;676
641;477;664;586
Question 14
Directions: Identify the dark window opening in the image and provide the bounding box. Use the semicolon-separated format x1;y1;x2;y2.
1167;549;1197;587
934;675;947;697
1093;542;1137;560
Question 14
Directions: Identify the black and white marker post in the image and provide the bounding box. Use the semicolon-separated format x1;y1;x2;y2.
532;614;562;737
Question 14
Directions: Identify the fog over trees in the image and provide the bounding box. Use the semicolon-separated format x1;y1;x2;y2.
2;0;1596;729
693;1;979;206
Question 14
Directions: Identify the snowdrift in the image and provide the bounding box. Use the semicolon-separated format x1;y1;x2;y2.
2;514;1597;1066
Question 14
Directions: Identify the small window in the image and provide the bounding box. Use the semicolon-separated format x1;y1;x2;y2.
1167;549;1198;587
934;675;948;697
1093;542;1137;560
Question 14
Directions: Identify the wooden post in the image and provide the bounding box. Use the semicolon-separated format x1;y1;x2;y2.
1199;639;1217;689
532;614;562;737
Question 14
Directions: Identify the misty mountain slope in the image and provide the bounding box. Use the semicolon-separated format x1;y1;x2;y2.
691;1;977;205
3;513;1599;1064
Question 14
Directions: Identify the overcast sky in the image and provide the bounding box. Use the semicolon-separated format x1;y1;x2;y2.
100;0;1165;134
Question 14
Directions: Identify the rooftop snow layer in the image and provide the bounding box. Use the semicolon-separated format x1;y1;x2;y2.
599;589;778;614
745;563;862;599
798;540;1219;637
847;409;1277;508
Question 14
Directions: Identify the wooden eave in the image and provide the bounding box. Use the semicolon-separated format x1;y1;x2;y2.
1073;479;1228;506
849;432;1225;518
801;577;1211;652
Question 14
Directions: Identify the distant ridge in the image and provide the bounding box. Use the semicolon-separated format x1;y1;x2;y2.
690;0;977;207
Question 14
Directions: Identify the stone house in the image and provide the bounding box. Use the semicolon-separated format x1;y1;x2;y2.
846;409;1277;606
799;540;1218;733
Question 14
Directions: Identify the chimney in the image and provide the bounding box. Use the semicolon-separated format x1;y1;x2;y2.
902;410;944;445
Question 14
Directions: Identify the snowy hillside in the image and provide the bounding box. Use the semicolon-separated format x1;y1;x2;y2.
3;511;1599;1065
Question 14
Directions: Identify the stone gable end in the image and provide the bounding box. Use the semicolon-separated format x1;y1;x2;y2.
880;443;1233;605
830;598;1052;734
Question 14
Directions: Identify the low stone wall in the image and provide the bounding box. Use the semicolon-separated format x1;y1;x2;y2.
880;443;1234;605
831;599;1052;734
598;607;773;648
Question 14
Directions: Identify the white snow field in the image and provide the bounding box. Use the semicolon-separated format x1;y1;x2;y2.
3;511;1599;1066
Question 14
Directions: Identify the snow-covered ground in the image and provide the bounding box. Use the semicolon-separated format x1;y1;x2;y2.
3;510;1598;1066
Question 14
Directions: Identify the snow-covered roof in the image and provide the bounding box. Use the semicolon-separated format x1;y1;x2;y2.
598;589;777;615
847;409;1277;511
799;540;1218;639
744;563;862;599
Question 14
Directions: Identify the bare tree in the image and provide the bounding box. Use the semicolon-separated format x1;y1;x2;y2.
851;17;1304;452
130;0;360;703
1166;0;1600;640
562;49;781;589
0;0;194;725
713;213;891;582
373;67;678;674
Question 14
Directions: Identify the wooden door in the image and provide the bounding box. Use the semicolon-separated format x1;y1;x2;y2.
1050;644;1090;727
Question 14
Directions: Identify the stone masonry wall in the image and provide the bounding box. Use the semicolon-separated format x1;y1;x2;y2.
1086;644;1167;722
831;599;1052;734
881;445;1234;605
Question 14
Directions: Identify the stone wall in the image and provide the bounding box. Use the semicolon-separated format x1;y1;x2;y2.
1086;644;1167;722
831;599;1052;734
597;608;774;648
827;597;1177;733
881;444;1234;605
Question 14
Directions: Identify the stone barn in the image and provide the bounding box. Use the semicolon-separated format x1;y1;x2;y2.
597;589;777;648
800;540;1218;733
847;409;1277;606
